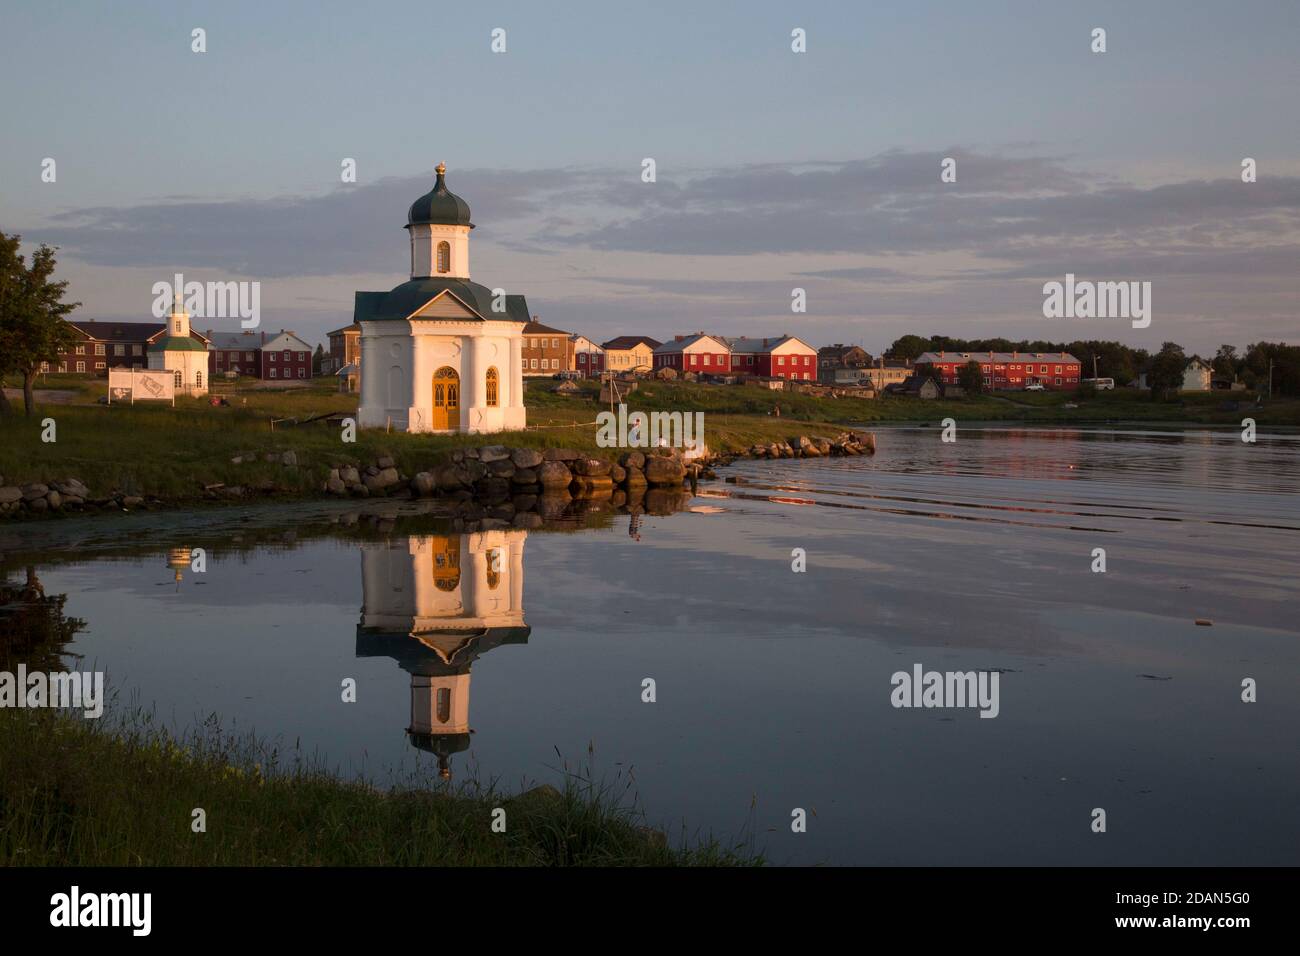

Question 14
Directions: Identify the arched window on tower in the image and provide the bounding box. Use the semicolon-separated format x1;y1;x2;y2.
174;370;182;388
436;241;450;274
486;366;499;406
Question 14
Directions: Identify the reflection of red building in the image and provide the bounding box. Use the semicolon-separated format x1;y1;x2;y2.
916;351;1081;390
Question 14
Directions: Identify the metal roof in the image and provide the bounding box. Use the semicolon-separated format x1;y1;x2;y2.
916;351;1081;364
601;335;662;351
354;279;529;325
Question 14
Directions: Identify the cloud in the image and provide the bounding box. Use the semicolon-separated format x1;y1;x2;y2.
20;150;1300;352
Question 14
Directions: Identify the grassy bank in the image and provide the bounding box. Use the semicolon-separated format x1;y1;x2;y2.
2;375;1295;504
0;378;859;499
0;706;756;866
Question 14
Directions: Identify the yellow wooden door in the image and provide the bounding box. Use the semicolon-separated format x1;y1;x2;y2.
431;367;460;430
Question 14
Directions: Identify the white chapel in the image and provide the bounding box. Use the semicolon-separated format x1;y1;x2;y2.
147;292;208;396
355;163;529;433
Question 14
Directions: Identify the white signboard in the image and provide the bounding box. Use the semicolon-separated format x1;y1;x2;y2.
108;367;175;405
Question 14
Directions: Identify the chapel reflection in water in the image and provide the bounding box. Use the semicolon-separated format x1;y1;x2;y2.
355;531;528;779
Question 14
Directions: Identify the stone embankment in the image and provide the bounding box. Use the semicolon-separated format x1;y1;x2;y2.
322;445;701;502
736;430;876;460
0;430;875;519
0;476;123;516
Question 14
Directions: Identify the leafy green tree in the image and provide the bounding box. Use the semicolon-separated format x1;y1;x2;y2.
1242;342;1300;397
0;234;21;416
957;359;984;395
884;334;932;362
1147;341;1187;401
0;233;81;416
312;343;325;376
1213;344;1238;380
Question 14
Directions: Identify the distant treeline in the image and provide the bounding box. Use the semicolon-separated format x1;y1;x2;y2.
881;334;1299;396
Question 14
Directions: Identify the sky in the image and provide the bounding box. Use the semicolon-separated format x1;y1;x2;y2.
2;0;1297;355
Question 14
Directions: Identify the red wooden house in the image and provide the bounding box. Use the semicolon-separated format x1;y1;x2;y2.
723;335;818;380
652;333;732;375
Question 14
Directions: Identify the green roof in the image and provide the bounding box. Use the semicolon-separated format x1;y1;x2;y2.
354;278;529;325
407;167;473;228
147;336;209;353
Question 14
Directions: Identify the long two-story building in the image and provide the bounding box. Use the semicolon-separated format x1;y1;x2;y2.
915;351;1081;390
46;320;210;375
601;335;661;374
723;335;818;380
652;334;732;375
207;329;314;380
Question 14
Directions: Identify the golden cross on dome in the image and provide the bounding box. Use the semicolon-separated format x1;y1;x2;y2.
436;162;446;176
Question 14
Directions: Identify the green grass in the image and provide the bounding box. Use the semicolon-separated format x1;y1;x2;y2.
2;375;1295;503
0;705;759;866
0;378;865;499
536;376;1300;425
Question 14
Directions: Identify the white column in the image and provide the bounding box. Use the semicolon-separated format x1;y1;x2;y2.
509;533;526;614
408;327;429;431
509;334;524;408
461;336;480;431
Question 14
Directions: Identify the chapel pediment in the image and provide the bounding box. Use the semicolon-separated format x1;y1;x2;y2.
410;289;484;322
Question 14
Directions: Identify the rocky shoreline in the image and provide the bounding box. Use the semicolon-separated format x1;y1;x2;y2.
0;430;875;521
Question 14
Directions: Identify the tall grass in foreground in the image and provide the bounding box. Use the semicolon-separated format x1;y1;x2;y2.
0;705;760;866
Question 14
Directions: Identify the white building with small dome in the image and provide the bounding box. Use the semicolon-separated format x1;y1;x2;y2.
147;293;208;396
355;163;529;433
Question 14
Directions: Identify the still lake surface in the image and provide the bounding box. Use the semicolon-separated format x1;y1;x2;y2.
6;425;1299;865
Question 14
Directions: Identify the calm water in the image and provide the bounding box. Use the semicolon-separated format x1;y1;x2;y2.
4;425;1299;865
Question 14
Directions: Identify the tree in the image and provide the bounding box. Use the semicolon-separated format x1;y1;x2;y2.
1147;342;1187;401
0;233;81;416
885;334;932;362
0;234;21;417
957;359;984;395
1242;342;1300;398
1212;344;1238;380
312;343;325;376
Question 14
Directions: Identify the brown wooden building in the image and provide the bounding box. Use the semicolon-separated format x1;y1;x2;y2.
521;318;573;375
45;320;209;375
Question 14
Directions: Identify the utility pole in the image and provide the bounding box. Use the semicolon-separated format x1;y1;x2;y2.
1093;354;1098;379
1269;358;1274;399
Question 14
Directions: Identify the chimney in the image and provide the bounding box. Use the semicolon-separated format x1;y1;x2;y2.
675;335;684;342
762;338;769;347
261;331;266;345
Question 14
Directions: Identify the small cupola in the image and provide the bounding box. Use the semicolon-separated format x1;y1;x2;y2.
406;162;473;280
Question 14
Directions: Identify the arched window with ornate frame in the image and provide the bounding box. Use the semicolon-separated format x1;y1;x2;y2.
486;366;499;406
436;241;450;274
